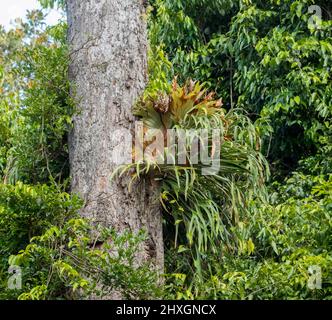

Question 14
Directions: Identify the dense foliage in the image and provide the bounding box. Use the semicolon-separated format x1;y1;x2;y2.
6;219;159;300
0;11;159;300
0;12;72;184
0;0;331;300
149;0;332;174
165;170;332;299
147;0;332;299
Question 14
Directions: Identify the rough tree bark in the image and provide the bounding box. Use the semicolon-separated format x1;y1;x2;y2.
67;0;163;277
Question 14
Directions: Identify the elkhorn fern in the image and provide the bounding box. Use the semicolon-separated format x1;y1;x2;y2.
113;79;269;258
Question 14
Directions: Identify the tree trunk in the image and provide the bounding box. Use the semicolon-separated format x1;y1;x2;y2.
67;0;163;278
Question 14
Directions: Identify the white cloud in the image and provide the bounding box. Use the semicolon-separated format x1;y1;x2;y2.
0;0;63;30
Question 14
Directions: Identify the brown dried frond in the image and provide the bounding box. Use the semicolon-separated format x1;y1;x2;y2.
153;93;171;114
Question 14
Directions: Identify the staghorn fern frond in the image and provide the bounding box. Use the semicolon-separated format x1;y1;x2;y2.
114;79;269;259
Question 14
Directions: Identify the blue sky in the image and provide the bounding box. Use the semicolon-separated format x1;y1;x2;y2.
0;0;63;29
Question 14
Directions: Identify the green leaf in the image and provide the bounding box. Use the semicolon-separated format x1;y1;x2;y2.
294;96;301;105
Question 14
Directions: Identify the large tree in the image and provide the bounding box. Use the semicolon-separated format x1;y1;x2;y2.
67;0;163;272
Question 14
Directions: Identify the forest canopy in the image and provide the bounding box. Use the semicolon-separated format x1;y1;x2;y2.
0;0;331;300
